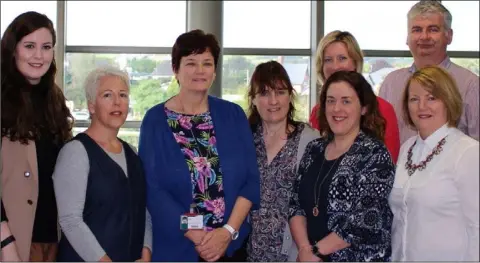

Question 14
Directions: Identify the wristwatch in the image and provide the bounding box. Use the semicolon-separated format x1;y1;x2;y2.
312;243;328;261
222;224;239;240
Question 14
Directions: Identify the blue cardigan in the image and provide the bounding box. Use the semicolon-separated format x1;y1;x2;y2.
138;96;260;262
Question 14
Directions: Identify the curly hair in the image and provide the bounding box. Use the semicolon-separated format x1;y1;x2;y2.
318;71;386;141
247;60;298;133
1;11;73;145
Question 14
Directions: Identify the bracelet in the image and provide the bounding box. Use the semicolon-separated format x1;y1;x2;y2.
1;235;15;248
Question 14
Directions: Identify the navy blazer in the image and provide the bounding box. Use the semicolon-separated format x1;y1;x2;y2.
138;96;260;262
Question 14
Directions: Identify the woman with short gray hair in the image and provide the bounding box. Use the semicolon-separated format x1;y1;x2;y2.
53;66;152;262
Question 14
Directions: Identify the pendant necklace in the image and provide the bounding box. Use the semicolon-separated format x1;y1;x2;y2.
312;148;342;217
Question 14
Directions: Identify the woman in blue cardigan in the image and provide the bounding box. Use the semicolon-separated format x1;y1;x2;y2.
138;29;260;262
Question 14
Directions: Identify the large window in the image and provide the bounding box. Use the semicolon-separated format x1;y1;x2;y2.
363;57;414;94
64;53;178;121
65;1;186;47
222;55;310;122
1;1;57;37
223;1;311;49
442;1;479;51
2;0;477;137
324;1;418;50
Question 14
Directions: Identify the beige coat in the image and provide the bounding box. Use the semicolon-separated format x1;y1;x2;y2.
1;137;40;261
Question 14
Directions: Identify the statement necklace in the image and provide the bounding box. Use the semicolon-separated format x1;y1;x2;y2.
405;136;447;176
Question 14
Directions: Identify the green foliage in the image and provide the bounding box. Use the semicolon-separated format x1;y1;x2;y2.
127;57;157;73
118;134;139;148
65;54;118;110
223;56;255;91
130;76;179;118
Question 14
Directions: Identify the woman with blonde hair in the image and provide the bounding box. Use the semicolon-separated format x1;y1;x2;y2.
309;30;400;163
389;66;479;261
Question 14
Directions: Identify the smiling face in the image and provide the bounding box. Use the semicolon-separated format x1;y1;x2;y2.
88;75;130;130
253;83;291;125
407;80;448;139
14;27;54;84
325;81;366;138
407;12;452;64
323;41;357;80
174;50;216;93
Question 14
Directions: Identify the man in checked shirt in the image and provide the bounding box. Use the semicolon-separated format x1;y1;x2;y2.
379;0;479;144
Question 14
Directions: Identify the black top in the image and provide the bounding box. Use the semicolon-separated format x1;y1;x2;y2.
32;135;61;242
299;149;343;261
30;87;60;243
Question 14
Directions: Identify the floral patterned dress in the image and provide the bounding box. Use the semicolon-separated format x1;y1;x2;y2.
165;107;225;231
247;123;305;262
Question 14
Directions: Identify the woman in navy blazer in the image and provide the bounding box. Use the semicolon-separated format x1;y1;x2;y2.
138;29;260;262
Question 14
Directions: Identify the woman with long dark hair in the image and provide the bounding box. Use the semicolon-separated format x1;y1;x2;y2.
1;11;73;261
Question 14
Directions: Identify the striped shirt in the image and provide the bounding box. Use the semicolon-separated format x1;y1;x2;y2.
379;57;479;144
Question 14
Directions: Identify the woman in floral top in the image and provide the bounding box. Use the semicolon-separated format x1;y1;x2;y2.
245;61;319;262
138;29;260;262
165;108;225;230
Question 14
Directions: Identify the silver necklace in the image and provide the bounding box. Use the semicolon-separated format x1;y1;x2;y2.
312;147;342;217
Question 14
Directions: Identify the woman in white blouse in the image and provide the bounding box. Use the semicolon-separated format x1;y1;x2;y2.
389;65;479;262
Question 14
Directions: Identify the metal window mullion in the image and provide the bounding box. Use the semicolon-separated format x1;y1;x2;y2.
310;0;324;112
56;0;66;91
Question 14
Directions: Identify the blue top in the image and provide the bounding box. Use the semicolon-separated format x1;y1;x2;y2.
138;96;260;262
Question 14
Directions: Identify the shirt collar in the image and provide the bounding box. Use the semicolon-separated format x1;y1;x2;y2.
409;56;452;73
415;123;452;150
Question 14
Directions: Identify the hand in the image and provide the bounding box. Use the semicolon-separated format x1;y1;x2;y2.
297;246;321;262
185;229;207;245
196;228;231;262
135;247;152;262
98;254;112;262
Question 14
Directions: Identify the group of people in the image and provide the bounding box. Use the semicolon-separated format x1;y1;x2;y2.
1;1;478;262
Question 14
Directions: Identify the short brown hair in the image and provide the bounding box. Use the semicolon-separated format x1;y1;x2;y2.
318;71;386;141
402;65;462;129
315;30;364;85
171;29;220;73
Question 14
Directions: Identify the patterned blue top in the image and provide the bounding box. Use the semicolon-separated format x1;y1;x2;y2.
165;107;225;231
290;131;395;262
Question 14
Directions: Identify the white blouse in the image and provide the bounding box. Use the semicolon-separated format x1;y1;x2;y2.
389;125;479;262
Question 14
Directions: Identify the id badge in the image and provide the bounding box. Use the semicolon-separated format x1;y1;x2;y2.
180;214;204;230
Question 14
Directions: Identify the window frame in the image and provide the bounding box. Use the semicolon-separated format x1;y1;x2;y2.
48;0;478;131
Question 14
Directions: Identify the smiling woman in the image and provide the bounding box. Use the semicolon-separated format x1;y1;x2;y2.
290;71;394;262
14;28;54;84
1;11;73;262
390;65;479;262
53;66;152;262
138;29;260;262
